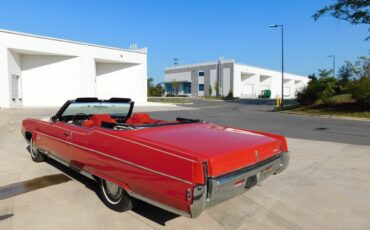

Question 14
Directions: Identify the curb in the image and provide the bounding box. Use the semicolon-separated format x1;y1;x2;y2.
280;111;370;122
148;102;194;105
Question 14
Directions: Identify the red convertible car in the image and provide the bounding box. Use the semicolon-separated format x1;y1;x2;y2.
21;98;289;218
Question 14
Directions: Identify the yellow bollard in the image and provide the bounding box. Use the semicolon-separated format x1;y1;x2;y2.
276;98;281;108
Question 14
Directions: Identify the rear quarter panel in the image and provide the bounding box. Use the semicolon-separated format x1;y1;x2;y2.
240;128;289;152
22;118;42;144
68;127;201;213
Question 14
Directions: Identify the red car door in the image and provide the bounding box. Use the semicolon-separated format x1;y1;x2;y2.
37;120;71;161
59;123;94;169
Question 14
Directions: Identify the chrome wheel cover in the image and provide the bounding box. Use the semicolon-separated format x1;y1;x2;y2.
102;180;123;204
30;139;38;158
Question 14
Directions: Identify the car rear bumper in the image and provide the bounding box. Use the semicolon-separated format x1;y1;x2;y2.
190;151;289;218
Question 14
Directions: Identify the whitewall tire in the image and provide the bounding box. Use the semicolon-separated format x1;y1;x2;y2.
97;178;133;212
30;138;45;162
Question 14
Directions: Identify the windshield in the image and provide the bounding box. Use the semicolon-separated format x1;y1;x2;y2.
62;102;131;117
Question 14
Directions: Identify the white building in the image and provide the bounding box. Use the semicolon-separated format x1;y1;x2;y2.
0;29;147;108
164;59;309;99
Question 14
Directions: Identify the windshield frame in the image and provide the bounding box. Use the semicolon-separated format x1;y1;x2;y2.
52;97;134;122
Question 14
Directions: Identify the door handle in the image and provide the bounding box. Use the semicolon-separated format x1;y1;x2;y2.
63;132;70;137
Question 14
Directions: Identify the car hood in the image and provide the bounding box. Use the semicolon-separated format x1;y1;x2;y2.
126;123;283;177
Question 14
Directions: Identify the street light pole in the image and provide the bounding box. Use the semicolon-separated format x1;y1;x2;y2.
173;58;178;66
328;55;335;78
269;24;284;109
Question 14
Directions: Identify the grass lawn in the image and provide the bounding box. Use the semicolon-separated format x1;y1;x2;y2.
286;94;370;119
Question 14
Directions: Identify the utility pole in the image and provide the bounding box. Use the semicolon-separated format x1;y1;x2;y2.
328;55;336;78
269;24;284;109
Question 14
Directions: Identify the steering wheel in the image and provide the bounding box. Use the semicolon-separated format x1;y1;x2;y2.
71;113;90;124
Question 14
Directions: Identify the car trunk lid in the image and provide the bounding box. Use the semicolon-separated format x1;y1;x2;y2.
125;123;282;177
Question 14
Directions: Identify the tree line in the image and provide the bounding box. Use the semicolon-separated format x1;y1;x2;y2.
147;77;164;97
296;56;370;108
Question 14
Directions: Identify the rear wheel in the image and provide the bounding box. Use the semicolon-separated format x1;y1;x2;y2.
97;178;133;212
30;138;45;162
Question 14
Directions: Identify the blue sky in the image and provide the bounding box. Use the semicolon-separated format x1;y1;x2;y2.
0;0;368;83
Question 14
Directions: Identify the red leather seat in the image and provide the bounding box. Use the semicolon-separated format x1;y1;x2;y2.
82;114;116;127
126;113;162;125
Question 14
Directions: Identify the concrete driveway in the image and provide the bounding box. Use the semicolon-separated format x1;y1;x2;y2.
1;107;370;230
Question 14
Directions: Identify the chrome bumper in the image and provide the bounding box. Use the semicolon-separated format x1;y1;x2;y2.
190;152;289;218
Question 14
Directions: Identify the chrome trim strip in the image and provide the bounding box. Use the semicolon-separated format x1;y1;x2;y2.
190;184;207;218
211;154;281;180
129;192;191;217
206;155;283;207
46;153;95;180
36;131;193;185
275;151;290;174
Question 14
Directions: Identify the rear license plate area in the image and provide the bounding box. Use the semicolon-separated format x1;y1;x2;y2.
245;175;257;189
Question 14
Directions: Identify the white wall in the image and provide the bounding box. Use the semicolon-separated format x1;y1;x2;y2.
96;62;146;101
260;75;272;90
234;63;309;99
0;46;9;107
0;30;147;107
270;74;283;99
222;68;231;96
283;79;295;98
233;64;242;97
164;71;191;82
21;54;81;106
210;69;217;96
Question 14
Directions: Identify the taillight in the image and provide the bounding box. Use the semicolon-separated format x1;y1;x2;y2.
186;188;192;201
279;140;282;151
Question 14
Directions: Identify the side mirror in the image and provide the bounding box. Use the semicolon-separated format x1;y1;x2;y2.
51;116;58;123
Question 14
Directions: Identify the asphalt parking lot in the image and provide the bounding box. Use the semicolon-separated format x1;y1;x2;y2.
1;101;370;230
149;98;370;146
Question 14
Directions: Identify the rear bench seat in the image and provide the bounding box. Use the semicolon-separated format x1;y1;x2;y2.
82;114;117;127
125;113;164;125
82;113;164;127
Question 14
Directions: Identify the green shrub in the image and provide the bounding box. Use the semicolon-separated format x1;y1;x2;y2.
296;76;337;105
148;83;164;96
320;78;338;105
350;77;370;109
296;85;318;105
225;90;234;100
